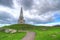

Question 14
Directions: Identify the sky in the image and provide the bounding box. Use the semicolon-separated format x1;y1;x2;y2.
0;0;60;26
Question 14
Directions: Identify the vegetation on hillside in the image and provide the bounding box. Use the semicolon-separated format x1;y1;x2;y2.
0;32;26;40
2;24;60;30
0;24;60;40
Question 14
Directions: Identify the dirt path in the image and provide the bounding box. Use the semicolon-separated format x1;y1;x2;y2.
22;32;35;40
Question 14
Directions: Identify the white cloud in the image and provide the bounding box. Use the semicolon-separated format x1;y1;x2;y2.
14;0;60;24
0;24;11;27
0;0;60;25
35;22;60;26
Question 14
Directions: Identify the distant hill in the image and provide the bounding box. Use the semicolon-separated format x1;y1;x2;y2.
2;24;60;31
53;25;60;27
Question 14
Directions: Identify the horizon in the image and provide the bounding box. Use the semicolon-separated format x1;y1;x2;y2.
0;23;60;27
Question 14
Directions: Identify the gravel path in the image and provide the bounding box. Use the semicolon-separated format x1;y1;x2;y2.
22;32;35;40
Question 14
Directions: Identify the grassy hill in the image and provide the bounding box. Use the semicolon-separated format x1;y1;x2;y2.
0;24;60;40
2;24;36;30
2;24;60;30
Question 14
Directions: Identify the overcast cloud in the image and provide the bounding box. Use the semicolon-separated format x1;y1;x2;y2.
0;0;60;25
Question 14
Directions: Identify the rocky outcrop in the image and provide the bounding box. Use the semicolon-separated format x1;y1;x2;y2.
4;29;17;33
0;28;27;34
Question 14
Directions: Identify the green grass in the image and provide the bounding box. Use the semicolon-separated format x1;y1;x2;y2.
35;29;60;40
0;32;26;40
1;24;60;40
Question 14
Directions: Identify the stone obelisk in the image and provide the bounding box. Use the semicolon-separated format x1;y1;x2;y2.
18;7;25;24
